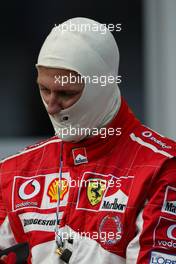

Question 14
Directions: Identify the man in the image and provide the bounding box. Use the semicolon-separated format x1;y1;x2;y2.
0;17;176;264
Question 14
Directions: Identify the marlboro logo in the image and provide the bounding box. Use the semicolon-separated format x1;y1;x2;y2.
72;148;88;165
162;186;176;216
102;198;126;212
76;172;134;212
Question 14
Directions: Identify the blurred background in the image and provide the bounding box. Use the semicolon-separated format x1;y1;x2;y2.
0;0;176;159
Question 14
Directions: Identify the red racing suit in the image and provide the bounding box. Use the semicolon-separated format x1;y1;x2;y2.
0;98;176;264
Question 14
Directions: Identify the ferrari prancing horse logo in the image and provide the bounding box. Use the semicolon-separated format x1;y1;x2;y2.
87;179;106;206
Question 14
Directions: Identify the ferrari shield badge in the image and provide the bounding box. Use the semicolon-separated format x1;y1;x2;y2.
87;179;106;206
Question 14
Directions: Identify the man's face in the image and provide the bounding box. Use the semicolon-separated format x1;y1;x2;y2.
37;66;84;115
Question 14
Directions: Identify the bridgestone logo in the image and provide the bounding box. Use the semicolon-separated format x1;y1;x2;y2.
165;202;176;214
24;218;56;227
102;198;126;211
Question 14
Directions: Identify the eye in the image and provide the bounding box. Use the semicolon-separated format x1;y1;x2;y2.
39;86;50;93
60;91;78;97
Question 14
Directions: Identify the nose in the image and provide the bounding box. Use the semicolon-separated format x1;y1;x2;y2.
46;93;63;115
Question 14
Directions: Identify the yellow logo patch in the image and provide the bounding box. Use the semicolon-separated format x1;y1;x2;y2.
47;178;68;203
87;179;106;206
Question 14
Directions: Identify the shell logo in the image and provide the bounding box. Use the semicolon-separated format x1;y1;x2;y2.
47;178;69;203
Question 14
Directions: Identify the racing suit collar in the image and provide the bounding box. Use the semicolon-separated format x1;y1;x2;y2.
62;97;140;166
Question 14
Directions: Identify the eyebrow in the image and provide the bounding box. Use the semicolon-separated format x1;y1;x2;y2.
36;79;83;92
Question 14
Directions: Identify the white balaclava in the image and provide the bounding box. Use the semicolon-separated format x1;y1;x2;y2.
37;17;121;142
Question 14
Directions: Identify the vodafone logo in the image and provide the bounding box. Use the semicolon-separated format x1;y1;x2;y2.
12;176;45;210
142;131;171;149
167;224;176;240
19;179;41;200
153;217;176;249
142;131;152;138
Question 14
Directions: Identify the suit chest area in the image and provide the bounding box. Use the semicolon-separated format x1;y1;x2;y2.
3;161;156;254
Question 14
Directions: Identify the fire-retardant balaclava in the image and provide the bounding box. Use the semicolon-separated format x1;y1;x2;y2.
37;17;121;142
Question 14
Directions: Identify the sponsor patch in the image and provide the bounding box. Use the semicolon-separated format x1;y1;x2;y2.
162;186;176;216
142;131;172;149
99;215;122;245
47;178;69;203
76;172;133;212
149;251;176;263
87;179;106;206
12;176;45;210
72;148;88;165
12;173;71;211
153;217;176;250
19;212;63;233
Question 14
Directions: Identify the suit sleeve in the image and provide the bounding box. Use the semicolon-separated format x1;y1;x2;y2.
0;162;16;250
126;158;176;264
0;188;6;226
